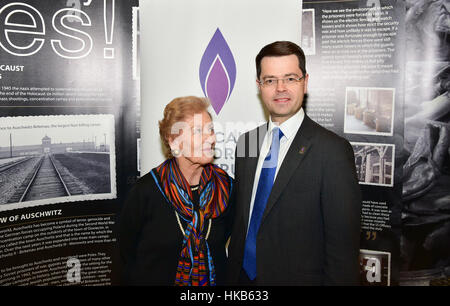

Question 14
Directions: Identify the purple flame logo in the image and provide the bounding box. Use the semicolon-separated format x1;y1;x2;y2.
199;28;236;115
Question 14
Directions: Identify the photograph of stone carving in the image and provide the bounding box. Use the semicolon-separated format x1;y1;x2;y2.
400;0;450;285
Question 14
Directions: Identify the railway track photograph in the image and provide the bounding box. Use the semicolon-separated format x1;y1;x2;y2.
0;115;116;211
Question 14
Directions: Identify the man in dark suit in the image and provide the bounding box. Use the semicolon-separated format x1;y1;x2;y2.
227;41;361;285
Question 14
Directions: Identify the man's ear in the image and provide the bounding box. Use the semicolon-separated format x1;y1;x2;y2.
256;79;262;91
303;73;309;94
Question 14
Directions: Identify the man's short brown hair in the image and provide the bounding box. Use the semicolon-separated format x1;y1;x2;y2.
255;41;307;79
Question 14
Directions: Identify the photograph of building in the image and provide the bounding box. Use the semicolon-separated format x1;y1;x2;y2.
0;135;103;158
301;9;316;55
0;115;116;212
345;87;395;136
351;142;395;187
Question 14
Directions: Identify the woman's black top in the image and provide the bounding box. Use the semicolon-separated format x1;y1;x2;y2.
118;169;235;285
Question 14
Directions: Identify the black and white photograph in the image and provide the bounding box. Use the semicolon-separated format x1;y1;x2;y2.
137;138;141;174
301;9;316;55
133;6;140;81
359;249;391;286
400;0;450;283
0;114;116;212
344;87;395;136
351;142;395;187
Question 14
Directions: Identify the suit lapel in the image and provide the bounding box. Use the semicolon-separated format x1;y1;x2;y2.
261;115;315;223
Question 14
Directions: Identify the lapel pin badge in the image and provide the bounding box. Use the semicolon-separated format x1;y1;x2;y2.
299;146;306;154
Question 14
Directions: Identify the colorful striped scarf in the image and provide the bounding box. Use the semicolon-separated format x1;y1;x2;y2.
152;158;232;286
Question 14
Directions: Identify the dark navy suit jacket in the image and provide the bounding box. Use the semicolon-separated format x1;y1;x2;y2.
227;114;361;285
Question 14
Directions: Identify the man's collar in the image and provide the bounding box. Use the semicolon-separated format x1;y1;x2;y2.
268;108;305;140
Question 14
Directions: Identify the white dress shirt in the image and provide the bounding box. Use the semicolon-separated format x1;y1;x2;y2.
247;108;305;232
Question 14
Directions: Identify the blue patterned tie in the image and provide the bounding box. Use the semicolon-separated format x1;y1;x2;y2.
243;127;283;280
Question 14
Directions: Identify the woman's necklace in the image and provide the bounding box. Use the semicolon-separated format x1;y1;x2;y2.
175;212;212;239
174;184;211;239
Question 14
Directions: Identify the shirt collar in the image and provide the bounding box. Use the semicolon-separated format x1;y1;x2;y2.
268;108;305;140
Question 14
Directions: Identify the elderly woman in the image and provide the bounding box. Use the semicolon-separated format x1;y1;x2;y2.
119;96;234;286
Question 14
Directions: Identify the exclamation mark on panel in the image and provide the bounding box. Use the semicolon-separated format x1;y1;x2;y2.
104;0;115;59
